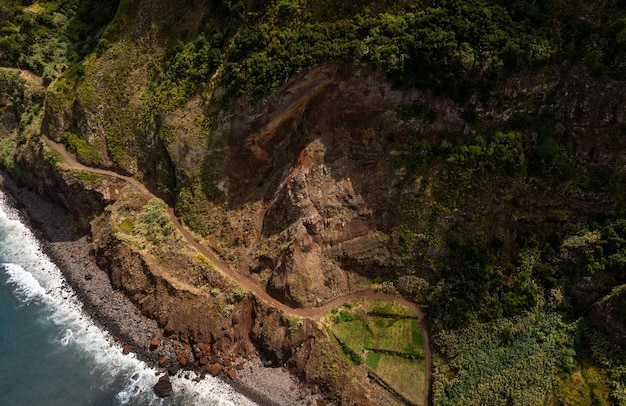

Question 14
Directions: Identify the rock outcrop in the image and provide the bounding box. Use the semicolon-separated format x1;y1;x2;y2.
222;65;466;307
153;375;173;398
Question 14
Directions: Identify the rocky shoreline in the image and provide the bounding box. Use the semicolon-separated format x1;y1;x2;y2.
0;170;320;406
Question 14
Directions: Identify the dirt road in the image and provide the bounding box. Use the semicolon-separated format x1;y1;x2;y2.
45;136;431;405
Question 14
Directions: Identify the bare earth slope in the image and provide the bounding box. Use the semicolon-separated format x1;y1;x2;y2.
45;136;431;405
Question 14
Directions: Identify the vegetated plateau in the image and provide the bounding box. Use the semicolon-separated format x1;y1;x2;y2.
2;0;626;404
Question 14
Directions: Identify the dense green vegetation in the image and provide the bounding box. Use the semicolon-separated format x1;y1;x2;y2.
433;312;577;404
395;126;626;402
0;67;46;178
152;0;556;103
148;0;626;104
408;124;626;324
0;0;118;80
388;110;626;402
133;198;175;247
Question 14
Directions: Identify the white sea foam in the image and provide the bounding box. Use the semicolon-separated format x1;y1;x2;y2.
0;190;257;405
3;262;47;301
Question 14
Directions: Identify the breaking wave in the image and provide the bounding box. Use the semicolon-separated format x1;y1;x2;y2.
0;190;256;405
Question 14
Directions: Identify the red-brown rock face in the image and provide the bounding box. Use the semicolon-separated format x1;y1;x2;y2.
225;65;464;307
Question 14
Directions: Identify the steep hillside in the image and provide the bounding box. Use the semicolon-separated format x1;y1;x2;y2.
2;0;626;404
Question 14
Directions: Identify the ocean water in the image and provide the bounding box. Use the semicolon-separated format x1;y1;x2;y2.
0;190;256;406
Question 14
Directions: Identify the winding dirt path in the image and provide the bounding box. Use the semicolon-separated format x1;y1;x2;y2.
45;136;431;405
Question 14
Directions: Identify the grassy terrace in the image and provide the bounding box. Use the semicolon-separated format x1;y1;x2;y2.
327;299;425;405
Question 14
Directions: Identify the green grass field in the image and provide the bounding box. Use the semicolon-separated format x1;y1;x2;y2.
328;299;426;404
377;354;425;404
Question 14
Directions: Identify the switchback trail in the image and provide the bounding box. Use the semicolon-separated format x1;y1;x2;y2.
45;136;431;405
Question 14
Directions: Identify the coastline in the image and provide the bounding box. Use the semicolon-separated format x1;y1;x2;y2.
0;169;319;406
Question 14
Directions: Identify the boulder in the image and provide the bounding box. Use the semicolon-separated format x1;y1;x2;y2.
150;338;160;350
208;364;222;376
163;323;175;337
176;355;188;366
153;375;173;398
122;345;131;355
158;356;169;367
227;369;236;380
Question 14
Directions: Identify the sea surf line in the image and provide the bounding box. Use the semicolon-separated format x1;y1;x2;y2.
0;188;256;406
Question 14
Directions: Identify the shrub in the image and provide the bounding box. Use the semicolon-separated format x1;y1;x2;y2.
432;313;575;405
338;339;363;365
133;198;175;245
332;309;357;323
429;237;538;328
229;286;247;302
223;303;235;317
0;137;17;173
120;218;134;233
446;131;526;187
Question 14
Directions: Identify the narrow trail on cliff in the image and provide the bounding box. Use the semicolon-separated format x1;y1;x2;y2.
44;136;432;405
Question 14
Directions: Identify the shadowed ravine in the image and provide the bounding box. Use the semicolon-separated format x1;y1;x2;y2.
45;136;431;405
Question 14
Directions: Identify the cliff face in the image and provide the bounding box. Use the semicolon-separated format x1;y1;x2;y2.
223;65;461;307
6;135;374;402
86;190;378;404
32;0;467;313
44;36;466;310
33;0;626;317
4;0;626;404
